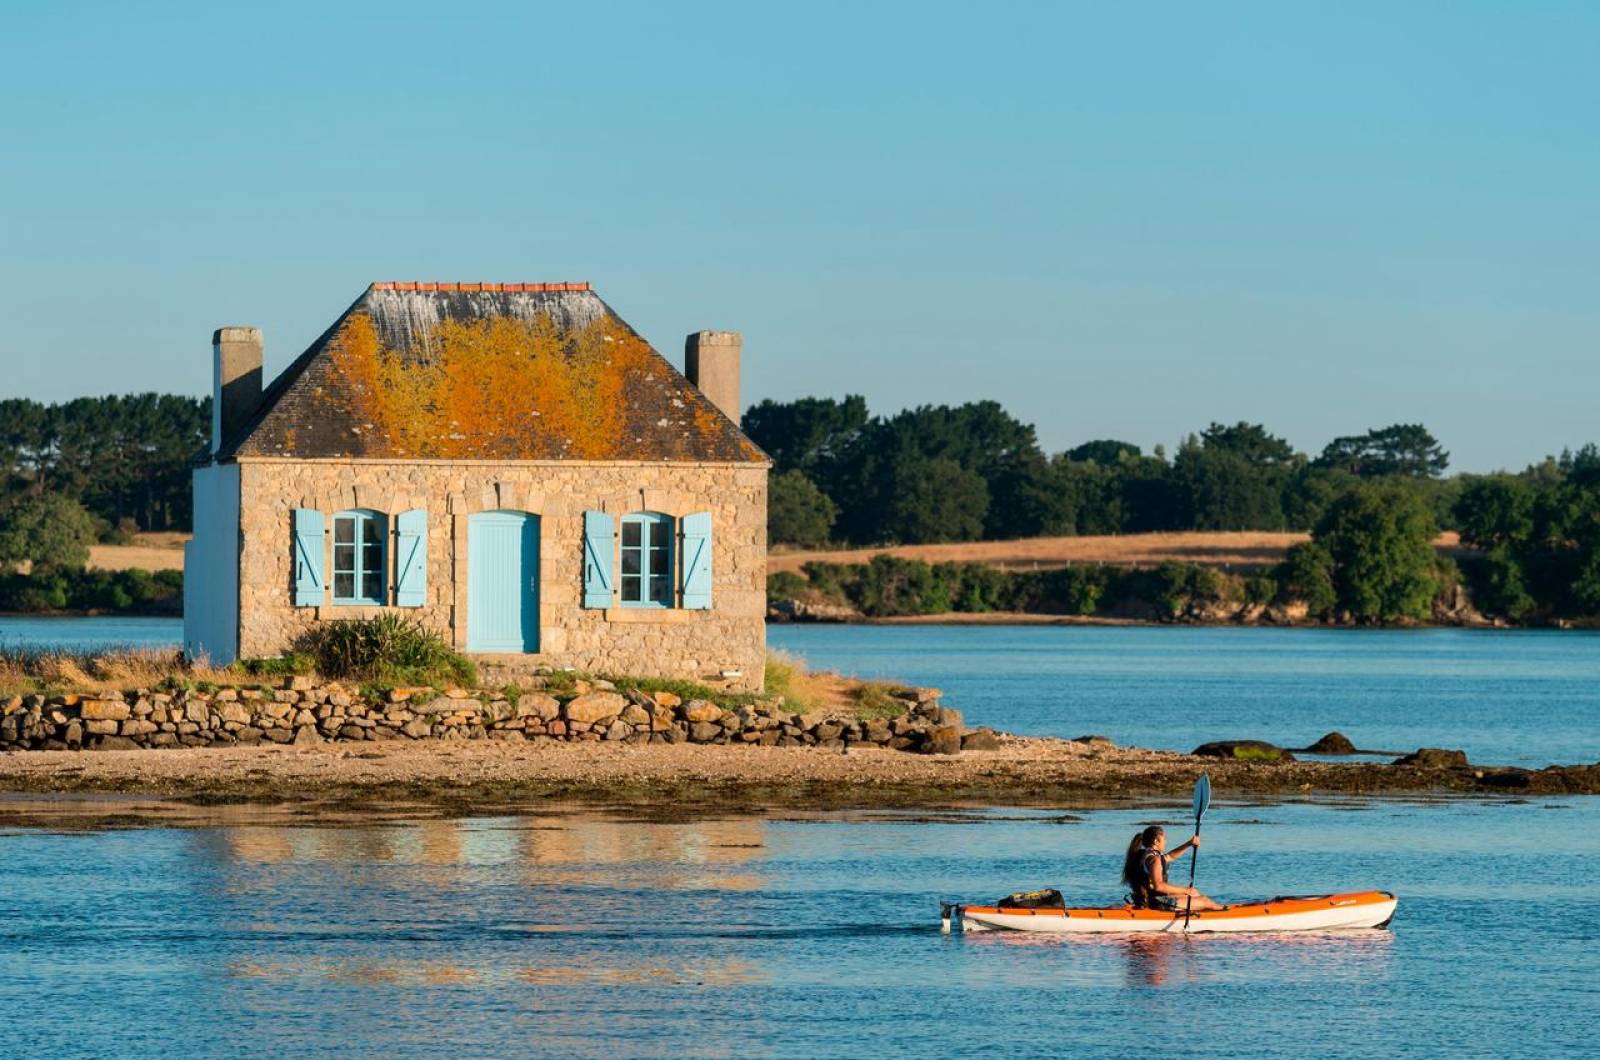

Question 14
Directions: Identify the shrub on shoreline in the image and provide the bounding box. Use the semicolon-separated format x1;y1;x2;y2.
293;615;476;687
0;568;182;614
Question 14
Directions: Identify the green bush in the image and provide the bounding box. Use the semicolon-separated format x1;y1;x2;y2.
294;615;476;687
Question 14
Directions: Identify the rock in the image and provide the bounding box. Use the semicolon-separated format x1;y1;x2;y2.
620;703;652;727
564;692;626;724
1192;740;1295;762
1303;731;1357;755
89;736;139;751
293;725;322;746
119;720;158;736
604;720;631;741
1073;735;1115;748
921;726;963;755
418;696;481;716
516;693;561;721
682;700;722;723
1394;747;1470;769
961;729;1003;751
688;721;722;743
653;691;682;708
217;703;252;725
79;700;131;722
402;720;432;739
84;719;119;736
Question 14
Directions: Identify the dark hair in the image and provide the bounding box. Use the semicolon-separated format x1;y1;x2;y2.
1120;826;1164;887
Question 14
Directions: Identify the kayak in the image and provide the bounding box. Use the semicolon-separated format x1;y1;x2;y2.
941;890;1397;935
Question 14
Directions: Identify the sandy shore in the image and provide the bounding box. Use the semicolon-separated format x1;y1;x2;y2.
1;736;1594;825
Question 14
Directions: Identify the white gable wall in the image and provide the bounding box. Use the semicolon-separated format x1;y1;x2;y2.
183;462;241;665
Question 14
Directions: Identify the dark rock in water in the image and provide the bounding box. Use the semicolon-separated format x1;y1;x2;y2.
1073;735;1115;747
1192;740;1295;763
1393;747;1470;769
1303;731;1357;755
961;729;1003;752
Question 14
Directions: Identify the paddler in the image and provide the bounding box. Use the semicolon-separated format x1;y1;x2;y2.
1121;825;1222;911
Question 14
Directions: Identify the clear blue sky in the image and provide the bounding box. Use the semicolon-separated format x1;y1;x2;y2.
2;2;1595;471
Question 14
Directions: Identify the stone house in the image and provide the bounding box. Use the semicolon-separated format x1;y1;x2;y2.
183;281;769;689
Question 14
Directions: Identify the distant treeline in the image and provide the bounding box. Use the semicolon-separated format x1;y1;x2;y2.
0;567;183;614
750;396;1600;624
747;396;1468;547
0;394;210;535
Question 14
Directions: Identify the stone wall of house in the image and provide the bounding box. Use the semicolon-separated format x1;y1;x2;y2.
0;682;990;754
234;460;767;689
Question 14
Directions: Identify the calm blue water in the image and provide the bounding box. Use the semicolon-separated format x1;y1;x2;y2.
772;625;1600;768
0;798;1594;1058
6;617;1596;767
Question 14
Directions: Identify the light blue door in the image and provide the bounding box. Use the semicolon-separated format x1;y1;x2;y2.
467;511;539;653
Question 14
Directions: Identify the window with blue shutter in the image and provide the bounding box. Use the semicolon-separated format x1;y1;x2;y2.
394;509;427;607
332;509;387;605
620;512;674;608
292;508;325;607
680;511;712;610
582;510;614;608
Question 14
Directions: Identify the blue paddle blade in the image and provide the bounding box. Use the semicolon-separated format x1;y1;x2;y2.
1192;772;1212;821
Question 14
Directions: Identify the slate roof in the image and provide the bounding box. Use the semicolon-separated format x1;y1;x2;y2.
218;282;767;464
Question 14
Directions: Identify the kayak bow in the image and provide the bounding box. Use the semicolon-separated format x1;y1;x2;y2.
941;891;1397;935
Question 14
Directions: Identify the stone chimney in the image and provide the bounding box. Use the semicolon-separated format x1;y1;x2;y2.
684;331;742;424
211;326;263;455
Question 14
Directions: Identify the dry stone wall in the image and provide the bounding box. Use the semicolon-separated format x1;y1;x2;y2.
235;459;766;689
0;681;998;754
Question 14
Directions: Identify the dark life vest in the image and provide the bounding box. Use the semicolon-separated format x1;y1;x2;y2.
1128;848;1166;908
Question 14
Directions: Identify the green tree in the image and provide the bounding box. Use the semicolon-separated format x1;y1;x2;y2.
0;494;99;573
741;395;869;478
1067;439;1141;465
1310;484;1441;622
767;470;838;547
1316;424;1449;478
880;456;989;544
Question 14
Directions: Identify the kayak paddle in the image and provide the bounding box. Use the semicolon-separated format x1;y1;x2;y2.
1184;772;1211;928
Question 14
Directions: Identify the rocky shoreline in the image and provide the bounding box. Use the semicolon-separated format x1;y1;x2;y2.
1;734;1596;818
2;679;1596;812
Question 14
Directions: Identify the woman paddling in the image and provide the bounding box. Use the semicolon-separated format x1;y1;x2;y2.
1122;825;1222;912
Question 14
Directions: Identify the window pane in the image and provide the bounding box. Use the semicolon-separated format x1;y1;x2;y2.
621;575;641;602
334;544;354;573
334;518;354;544
621;547;641;576
622;521;641;547
362;571;381;601
334;573;355;599
650;541;670;571
362;541;383;572
649;575;670;604
363;515;383;542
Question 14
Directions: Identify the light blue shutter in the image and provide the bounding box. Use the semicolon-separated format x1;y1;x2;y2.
292;508;325;607
394;509;428;607
582;510;614;608
680;510;712;609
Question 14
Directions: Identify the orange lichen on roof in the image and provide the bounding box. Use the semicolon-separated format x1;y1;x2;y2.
327;310;665;460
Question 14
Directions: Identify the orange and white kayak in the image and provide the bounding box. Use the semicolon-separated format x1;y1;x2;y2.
942;890;1397;935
